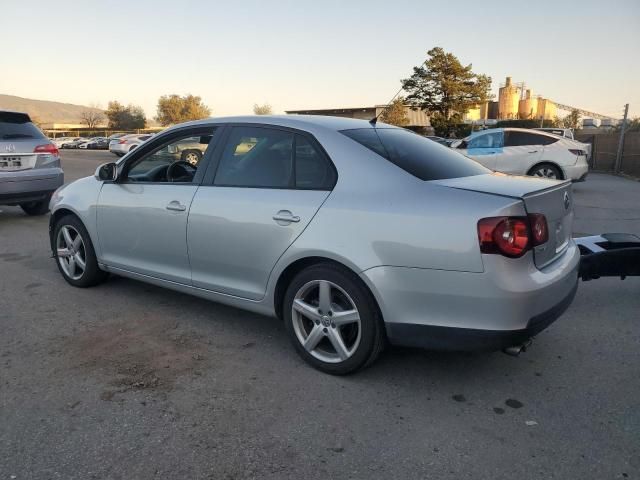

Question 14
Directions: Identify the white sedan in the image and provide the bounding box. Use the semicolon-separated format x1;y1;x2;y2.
453;128;589;181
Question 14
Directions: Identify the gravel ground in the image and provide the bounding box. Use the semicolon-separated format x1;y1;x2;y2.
1;151;638;479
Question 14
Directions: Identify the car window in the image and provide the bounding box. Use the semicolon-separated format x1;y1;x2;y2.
468;131;504;149
0;117;46;140
342;128;489;181
125;130;216;183
214;127;294;188
505;131;557;147
295;135;336;189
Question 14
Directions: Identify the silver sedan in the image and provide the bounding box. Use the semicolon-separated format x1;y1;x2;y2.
49;116;580;374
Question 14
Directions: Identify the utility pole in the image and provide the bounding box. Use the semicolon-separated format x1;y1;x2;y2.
614;103;629;174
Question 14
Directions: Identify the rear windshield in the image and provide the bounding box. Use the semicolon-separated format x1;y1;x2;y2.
341;128;489;180
0;115;46;141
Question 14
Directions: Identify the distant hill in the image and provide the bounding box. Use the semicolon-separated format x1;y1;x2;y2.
0;94;103;124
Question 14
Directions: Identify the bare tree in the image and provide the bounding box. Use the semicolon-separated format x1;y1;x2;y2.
253;103;273;115
81;104;105;128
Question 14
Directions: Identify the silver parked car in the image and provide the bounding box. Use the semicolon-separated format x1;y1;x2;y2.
49;116;580;374
1;111;63;215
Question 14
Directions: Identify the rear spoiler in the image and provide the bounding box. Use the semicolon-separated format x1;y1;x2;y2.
575;233;640;281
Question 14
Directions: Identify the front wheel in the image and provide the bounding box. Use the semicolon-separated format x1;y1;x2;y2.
283;264;385;375
53;215;108;288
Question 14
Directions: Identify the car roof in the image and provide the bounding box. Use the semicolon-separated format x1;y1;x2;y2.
164;115;395;135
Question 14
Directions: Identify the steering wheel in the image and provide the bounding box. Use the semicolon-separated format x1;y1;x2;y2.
166;161;197;182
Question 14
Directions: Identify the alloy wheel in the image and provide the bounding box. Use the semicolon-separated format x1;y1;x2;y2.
291;280;362;363
184;152;200;165
533;167;558;179
56;225;86;281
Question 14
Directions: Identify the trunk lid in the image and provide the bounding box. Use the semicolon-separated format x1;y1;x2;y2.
435;173;574;268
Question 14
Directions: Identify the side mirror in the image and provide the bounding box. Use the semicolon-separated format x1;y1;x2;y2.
95;162;117;181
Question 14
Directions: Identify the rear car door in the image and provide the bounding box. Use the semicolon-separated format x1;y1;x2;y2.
463;131;504;170
96;126;221;284
498;131;544;174
188;125;336;300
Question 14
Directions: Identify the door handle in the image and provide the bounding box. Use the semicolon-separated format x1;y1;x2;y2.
528;150;539;154
273;210;300;224
166;200;186;212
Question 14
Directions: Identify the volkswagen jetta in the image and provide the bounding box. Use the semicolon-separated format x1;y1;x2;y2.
49;116;580;374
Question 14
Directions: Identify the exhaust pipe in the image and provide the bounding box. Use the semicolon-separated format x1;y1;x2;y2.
503;339;533;357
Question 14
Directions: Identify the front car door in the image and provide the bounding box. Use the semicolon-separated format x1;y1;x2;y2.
188;125;337;300
461;130;504;170
96;126;221;284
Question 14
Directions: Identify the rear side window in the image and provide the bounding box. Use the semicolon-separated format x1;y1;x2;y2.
506;131;558;146
0;113;46;141
295;135;336;189
341;128;489;181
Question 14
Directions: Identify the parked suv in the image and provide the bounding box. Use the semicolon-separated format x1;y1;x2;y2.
0;111;64;215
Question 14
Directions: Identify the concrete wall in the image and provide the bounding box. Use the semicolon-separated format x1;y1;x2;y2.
576;132;640;177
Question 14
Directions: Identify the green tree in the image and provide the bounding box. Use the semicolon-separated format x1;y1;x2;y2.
379;98;409;126
253;103;273;115
156;94;211;126
106;101;147;130
401;47;492;121
562;109;581;130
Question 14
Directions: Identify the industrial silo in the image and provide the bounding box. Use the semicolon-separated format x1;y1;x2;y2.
518;90;538;119
536;98;557;120
498;77;520;119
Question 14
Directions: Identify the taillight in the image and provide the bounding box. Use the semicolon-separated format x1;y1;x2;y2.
528;213;548;246
118;139;128;144
477;213;548;258
34;143;59;156
568;149;586;156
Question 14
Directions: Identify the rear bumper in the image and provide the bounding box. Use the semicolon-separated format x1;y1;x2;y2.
0;168;64;204
386;280;578;351
361;244;580;351
564;161;589;182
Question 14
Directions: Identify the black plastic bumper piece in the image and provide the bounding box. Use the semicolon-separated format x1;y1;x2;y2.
385;280;578;352
576;233;640;280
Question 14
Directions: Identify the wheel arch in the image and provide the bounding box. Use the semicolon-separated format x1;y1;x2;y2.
273;256;383;324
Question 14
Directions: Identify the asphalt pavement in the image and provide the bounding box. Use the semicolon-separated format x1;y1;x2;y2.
1;150;638;479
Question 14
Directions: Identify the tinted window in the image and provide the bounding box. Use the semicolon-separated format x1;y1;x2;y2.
468;131;504;149
214;127;294;188
505;131;557;147
0;117;46;140
126;130;215;183
342;128;488;180
295;135;336;189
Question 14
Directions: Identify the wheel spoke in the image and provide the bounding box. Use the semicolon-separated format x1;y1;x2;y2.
74;253;86;271
67;256;76;276
318;280;332;313
303;325;325;352
331;309;360;327
72;234;82;249
327;328;350;360
57;248;71;258
62;226;74;247
293;299;322;323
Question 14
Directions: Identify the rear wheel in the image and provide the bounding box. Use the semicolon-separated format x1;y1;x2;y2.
528;163;562;180
20;196;50;216
54;215;108;288
283;264;385;375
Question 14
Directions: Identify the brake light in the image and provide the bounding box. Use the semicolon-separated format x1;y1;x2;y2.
477;213;548;258
528;213;549;246
118;139;128;144
34;143;59;156
568;149;586;156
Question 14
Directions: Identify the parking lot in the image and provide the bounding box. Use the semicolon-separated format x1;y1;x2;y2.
1;150;639;479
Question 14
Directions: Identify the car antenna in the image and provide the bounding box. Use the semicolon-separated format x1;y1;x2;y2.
369;57;429;127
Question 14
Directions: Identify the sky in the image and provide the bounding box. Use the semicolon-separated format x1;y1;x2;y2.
2;0;639;119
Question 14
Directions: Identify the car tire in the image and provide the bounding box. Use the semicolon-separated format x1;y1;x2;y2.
528;163;563;180
20;196;51;216
283;263;385;375
181;150;202;165
53;214;108;288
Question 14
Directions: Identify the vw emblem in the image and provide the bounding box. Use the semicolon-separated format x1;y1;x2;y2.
563;191;571;210
5;144;15;153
